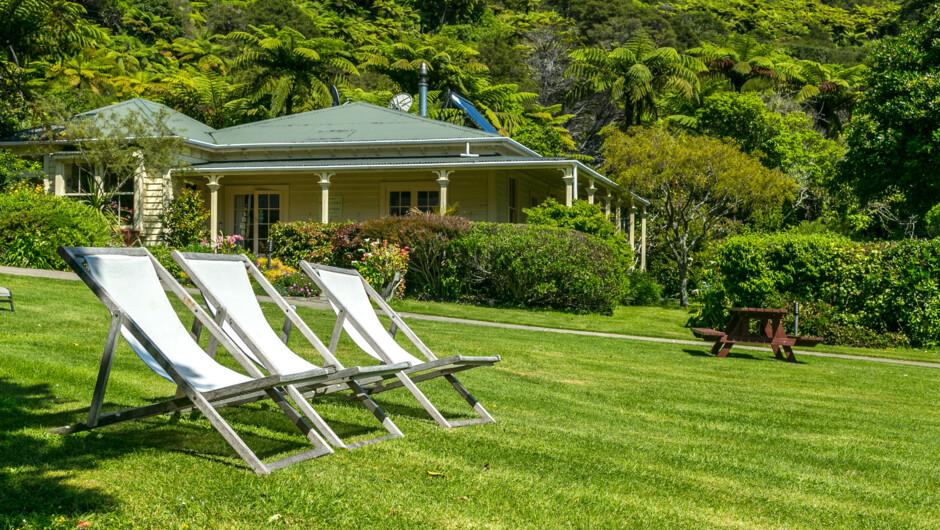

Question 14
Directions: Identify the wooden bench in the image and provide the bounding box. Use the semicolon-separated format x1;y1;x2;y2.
691;308;822;362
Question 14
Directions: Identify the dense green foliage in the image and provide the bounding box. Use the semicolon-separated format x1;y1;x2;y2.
0;149;42;191
0;183;114;270
696;233;940;348
603;127;793;307
839;6;940;235
160;187;210;247
449;223;627;314
269;216;632;313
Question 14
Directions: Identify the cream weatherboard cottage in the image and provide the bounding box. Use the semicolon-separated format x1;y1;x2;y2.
1;98;650;268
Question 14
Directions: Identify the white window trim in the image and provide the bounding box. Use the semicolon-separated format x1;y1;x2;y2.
379;181;440;216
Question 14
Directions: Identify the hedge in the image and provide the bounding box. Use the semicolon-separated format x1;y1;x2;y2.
0;184;115;270
696;233;940;348
268;217;633;314
448;223;626;314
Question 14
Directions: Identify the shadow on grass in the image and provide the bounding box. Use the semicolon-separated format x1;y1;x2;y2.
0;378;118;526
682;348;765;361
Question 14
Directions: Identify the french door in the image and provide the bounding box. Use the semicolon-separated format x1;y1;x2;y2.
230;189;286;254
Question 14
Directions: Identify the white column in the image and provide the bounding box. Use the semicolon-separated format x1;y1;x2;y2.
561;168;574;207
614;199;622;232
605;190;612;217
54;161;65;196
206;175;223;248
640;204;647;272
572;164;578;202
433;170;453;214
317;172;333;223
629;197;636;270
587;179;596;204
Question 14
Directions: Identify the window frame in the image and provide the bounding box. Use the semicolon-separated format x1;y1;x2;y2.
224;185;290;254
380;181;441;216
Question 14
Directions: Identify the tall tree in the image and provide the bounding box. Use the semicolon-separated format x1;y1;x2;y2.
566;38;704;128
228;25;358;117
603;127;793;307
839;6;940;235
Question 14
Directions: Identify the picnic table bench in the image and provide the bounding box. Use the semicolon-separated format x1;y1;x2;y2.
691;307;823;362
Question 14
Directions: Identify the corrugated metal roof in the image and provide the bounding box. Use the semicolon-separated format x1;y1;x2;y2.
190;155;570;171
1;98;219;144
208;102;500;145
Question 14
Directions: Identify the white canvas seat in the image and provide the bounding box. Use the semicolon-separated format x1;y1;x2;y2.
52;247;382;475
0;286;12;312
300;262;499;429
173;252;407;449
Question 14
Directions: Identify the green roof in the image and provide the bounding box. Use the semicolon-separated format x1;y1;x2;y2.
1;98;218;144
208;102;500;145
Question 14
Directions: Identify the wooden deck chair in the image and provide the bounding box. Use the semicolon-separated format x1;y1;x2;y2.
172;251;406;450
52;248;396;474
299;262;500;429
0;287;12;312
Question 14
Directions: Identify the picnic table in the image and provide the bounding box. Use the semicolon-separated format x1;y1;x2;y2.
691;307;823;363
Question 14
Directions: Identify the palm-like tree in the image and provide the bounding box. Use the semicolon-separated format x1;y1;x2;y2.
566;38;704;127
688;35;801;92
228;25;358;117
158;70;250;128
792;60;866;137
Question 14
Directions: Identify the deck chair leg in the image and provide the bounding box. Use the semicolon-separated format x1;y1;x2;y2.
445;375;495;424
328;310;346;354
348;381;404;439
264;387;332;448
283;385;348;448
396;372;453;428
88;312;123;428
188;390;271;475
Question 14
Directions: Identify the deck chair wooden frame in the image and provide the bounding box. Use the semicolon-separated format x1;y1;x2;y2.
172;251;406;450
299;262;499;429
53;247;373;474
0;287;12;312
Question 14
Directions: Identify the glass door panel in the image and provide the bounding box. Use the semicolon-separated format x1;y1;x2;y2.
256;193;280;254
233;194;254;251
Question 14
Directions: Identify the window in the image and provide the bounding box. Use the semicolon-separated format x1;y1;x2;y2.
65;163;96;197
104;170;135;226
508;177;518;223
383;183;440;216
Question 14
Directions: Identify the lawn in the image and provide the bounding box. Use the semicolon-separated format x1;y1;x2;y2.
389;299;940;365
1;273;939;528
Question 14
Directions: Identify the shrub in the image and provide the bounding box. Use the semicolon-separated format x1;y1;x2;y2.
695;233;940;348
161;187;209;247
523;198;617;238
253;257;320;298
627;271;663;306
268;221;361;267
360;214;471;298
448;224;627;314
352;239;410;300
0;183;115;270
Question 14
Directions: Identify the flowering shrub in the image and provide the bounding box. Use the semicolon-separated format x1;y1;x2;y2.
353;239;409;300
360;214;470;298
252;257;321;298
202;234;245;253
0;182;114;270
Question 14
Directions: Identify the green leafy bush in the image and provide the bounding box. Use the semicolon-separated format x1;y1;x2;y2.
268;221;361;267
627;272;663;306
0;184;115;270
161;187;210;247
695;233;940;348
360;214;471;298
448;224;627;314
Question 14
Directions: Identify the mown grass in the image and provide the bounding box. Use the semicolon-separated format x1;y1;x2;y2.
389;299;940;364
0;273;938;528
